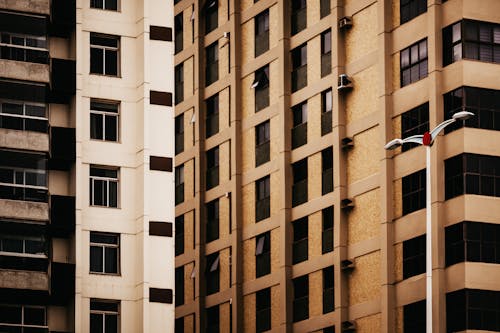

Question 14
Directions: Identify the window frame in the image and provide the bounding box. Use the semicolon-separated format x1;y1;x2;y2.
322;206;334;254
403;234;426;279
255;175;270;222
291;0;307;36
0;99;48;133
402;169;426;215
90;100;120;142
205;199;220;243
90;0;119;11
205;252;220;295
0;234;47;259
205;42;219;87
400;0;427;25
0;304;47;331
205;93;219;138
175;164;184;205
401;103;429;152
292;274;309;322
175;63;184;105
175;215;185;256
253;65;270;112
400;39;428;87
321;29;332;77
291;43;307;92
254;9;270;57
206;146;220;190
89;166;119;208
175;114;184;155
256;288;271;332
292;216;308;265
90;33;120;77
90;299;120;333
0;32;49;64
89;232;120;275
292;158;308;207
255;120;270;166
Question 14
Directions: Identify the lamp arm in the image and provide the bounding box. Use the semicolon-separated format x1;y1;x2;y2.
401;134;424;145
430;119;456;142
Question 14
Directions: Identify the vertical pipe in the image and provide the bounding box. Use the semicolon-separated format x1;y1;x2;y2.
426;145;432;333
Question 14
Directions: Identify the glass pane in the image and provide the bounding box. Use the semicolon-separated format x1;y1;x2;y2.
24;307;45;326
90;313;104;333
92;179;104;205
479;44;493;62
452;22;461;43
105;50;118;76
464;43;479;59
410;44;419;64
91;113;104;140
453;43;462;62
479;25;491;42
105;314;118;333
105;115;117;141
419;40;427;59
25;239;45;255
91;233;117;244
106;0;118;10
105;247;118;273
3;102;23;115
25;105;46;118
91;0;104;8
90;48;104;74
109;181;118;207
0;305;21;323
90;246;103;272
3;238;23;253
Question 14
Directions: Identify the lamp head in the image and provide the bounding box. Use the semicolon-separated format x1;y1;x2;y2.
384;138;403;150
452;110;474;121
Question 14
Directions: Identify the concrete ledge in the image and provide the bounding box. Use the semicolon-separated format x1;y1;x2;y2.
0;128;49;152
0;59;50;83
0;269;49;290
0;0;50;15
0;199;49;221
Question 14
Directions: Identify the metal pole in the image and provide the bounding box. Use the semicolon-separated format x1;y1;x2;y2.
426;145;432;333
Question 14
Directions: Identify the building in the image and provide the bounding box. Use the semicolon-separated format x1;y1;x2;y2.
173;0;500;332
0;0;175;332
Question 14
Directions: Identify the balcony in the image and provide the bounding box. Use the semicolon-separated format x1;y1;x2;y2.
255;197;270;222
321;110;332;135
322;168;333;195
292;122;307;149
0;199;48;221
255;141;270;167
0;59;49;83
49;127;75;171
206;166;219;190
50;195;75;237
292;65;307;92
0;0;50;15
0;269;48;290
292;179;307;207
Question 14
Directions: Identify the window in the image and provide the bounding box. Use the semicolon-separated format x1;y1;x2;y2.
445;153;500;199
90;300;119;333
255;120;270;167
175;114;184;155
446;222;500;266
206;199;219;243
175;215;184;256
205;94;219;138
0;304;47;332
175;165;184;205
175;13;183;54
447;289;500;332
323;327;335;333
0;234;46;258
444;87;500;133
205;252;220;295
292;275;309;322
90;232;119;274
322;206;334;254
253;65;270;112
404;300;425;333
90;33;119;76
291;101;307;149
292;217;308;264
400;39;427;87
175;318;184;333
291;0;307;35
255;10;269;57
321;30;331;77
400;0;427;25
205;42;219;86
206;147;219;190
206;305;220;332
401;103;429;151
0;32;48;64
321;89;332;135
256;288;271;332
320;0;330;19
90;100;119;142
255;176;270;222
402;169;425;215
175;63;184;105
443;20;500;66
0;99;48;133
204;0;218;34
292;159;308;207
0;150;48;202
403;234;425;279
291;44;307;92
322;147;333;195
255;232;270;278
89;166;118;207
323;266;334;314
91;0;118;11
175;266;184;306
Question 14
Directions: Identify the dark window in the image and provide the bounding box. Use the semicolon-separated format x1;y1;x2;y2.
401;103;429;151
292;159;308;207
253;65;270;112
91;0;118;10
175;165;184;205
256;288;271;332
89;166;118;208
255;232;270;278
255;176;270;222
445;153;500;199
291;0;307;35
175;63;184;105
206;305;220;333
320;0;330;19
175;114;184;155
322;147;333;195
400;0;427;25
402;169;426;215
293;275;309;322
0;234;47;264
205;43;219;86
175;317;184;333
90;300;119;333
322;206;334;254
291;44;307;92
404;300;425;333
443;20;500;66
205;252;220;295
321;30;332;77
400;39;427;87
444;86;500;133
90;232;119;274
255;10;269;57
446;222;500;266
403;234;426;279
321;89;332;135
175;13;183;54
206;146;219;190
204;0;218;34
175;215;184;256
323;266;334;314
206;199;219;243
90;33;119;76
323;327;335;333
205;94;219;138
255;120;270;167
447;289;500;332
0;32;48;64
90;100;119;142
292;216;308;264
0;304;47;331
175;266;184;306
0;99;48;133
292;101;307;149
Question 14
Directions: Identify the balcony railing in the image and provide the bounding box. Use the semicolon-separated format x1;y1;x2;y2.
292;65;307;92
321;110;332;135
255;197;270;222
206;166;219;190
322;168;333;195
292;239;308;264
0;184;48;202
255;30;269;57
292;122;307;149
321;52;331;77
292;179;307;207
255;141;270;167
175;183;184;205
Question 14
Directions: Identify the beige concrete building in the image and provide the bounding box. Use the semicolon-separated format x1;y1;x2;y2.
174;0;500;332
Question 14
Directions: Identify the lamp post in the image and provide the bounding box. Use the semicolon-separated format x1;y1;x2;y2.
384;110;474;333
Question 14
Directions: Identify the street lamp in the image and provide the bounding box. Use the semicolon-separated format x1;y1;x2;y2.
385;110;474;333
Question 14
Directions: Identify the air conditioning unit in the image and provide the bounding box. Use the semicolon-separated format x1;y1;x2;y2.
341;198;354;211
338;74;353;91
342;320;356;332
339;16;353;30
341;137;354;150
